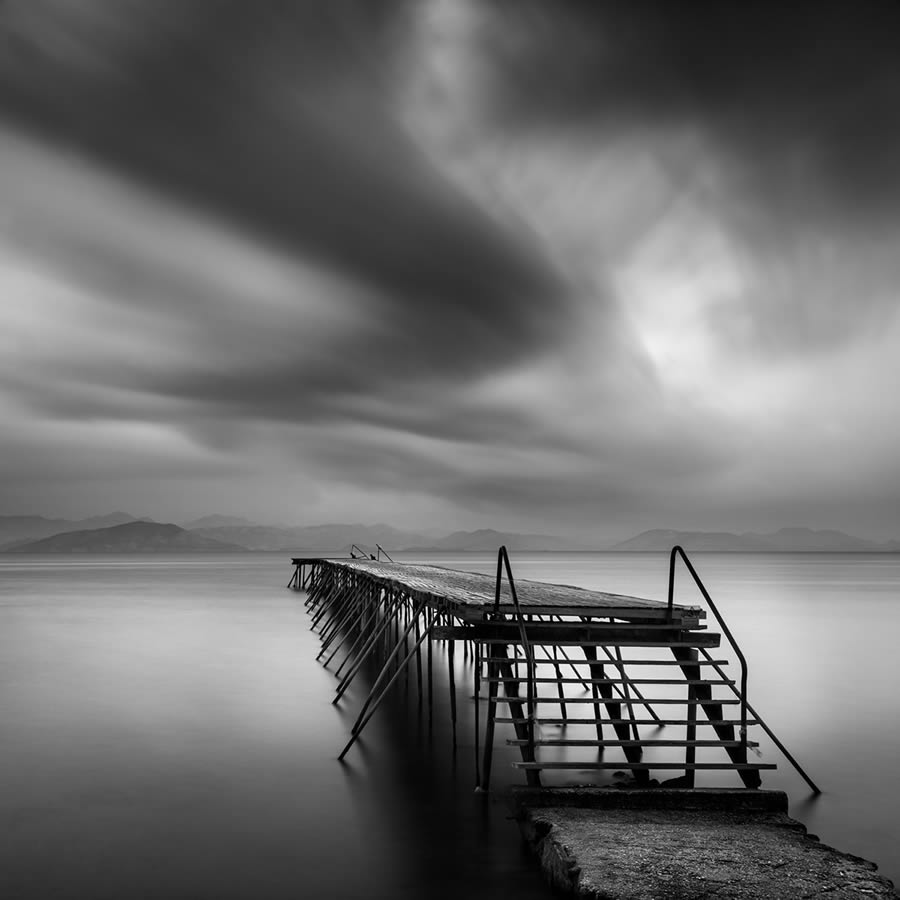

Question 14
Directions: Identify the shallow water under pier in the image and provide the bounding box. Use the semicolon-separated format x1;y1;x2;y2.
2;551;899;896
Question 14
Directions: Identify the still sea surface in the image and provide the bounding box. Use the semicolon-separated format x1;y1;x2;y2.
1;551;898;897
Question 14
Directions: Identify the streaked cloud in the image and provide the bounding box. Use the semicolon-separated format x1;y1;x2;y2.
2;1;900;540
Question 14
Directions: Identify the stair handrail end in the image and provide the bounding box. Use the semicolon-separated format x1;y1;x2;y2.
494;546;537;753
668;545;749;747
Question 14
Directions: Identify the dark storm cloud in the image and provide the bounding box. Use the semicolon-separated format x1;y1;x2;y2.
0;1;569;388
477;0;900;370
477;0;900;222
5;1;900;537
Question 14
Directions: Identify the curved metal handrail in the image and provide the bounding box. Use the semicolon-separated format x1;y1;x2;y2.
375;544;394;563
667;545;748;746
666;545;822;793
493;546;535;753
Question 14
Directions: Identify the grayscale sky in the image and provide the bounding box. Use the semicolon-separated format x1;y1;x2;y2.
2;1;900;541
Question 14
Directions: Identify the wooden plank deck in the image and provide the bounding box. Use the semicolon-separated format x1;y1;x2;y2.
291;557;703;622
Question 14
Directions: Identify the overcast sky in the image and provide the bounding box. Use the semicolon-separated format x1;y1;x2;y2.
2;1;900;541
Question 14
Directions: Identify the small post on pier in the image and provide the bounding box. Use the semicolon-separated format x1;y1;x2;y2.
447;613;458;748
481;652;501;790
685;648;698;787
551;645;567;722
474;640;482;789
427;605;434;728
414;607;423;705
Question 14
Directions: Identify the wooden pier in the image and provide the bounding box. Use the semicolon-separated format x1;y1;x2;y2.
289;549;817;793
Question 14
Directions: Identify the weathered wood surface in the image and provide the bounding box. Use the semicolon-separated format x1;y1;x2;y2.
292;557;703;621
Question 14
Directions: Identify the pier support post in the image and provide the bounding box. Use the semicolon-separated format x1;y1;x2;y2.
305;567;328;609
671;646;760;789
305;566;326;609
334;588;404;702
583;645;647;782
447;615;457;748
321;582;368;666
339;606;432;761
489;643;540;788
474;641;482;789
333;586;391;679
481;655;500;790
427;606;434;728
685;648;698;787
582;645;605;744
346;600;426;736
613;645;641;741
551;645;567;723
311;577;342;630
414;605;423;703
318;581;366;660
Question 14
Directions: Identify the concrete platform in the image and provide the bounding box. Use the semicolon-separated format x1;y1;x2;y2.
513;788;897;899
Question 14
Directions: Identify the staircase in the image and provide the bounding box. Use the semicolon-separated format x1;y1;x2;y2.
478;621;775;788
476;546;780;790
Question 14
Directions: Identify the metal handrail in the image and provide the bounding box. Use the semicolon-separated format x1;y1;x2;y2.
667;545;748;748
666;544;820;793
699;647;821;794
493;546;535;754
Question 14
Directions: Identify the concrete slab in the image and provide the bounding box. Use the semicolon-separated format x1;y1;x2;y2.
514;789;897;899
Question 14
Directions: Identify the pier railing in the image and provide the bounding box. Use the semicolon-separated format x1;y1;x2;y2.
493;546;536;761
667;545;749;748
667;544;821;794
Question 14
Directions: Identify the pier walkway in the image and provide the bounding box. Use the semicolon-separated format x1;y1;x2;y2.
289;549;816;793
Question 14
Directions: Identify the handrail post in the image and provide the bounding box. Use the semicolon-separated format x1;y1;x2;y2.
668;545;821;794
350;543;375;560
376;544;394;563
666;548;677;624
494;546;536;762
669;545;747;751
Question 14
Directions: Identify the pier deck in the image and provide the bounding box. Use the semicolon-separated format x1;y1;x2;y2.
291;557;703;623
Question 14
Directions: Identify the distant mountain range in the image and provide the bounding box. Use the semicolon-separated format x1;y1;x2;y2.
179;514;259;530
6;521;243;554
2;515;899;555
402;528;581;552
610;527;900;553
0;512;143;548
188;522;430;553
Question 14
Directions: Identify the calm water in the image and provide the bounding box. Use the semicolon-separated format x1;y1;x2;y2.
1;551;898;896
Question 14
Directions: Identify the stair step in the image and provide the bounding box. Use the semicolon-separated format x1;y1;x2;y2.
491;697;741;705
477;639;721;648
512;762;777;771
494;717;760;726
506;738;761;748
485;677;735;686
484;658;731;666
481;621;705;631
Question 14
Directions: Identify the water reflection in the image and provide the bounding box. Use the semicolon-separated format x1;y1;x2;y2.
2;551;899;896
0;554;546;900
